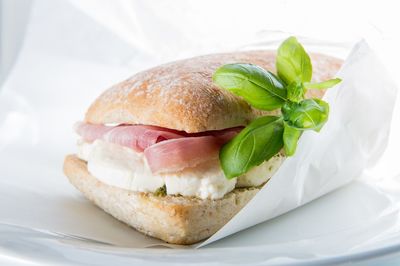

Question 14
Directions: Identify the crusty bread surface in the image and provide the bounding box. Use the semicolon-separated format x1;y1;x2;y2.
63;155;259;244
85;51;342;132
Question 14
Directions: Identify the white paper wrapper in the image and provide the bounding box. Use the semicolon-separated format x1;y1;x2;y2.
0;0;398;253
199;40;397;247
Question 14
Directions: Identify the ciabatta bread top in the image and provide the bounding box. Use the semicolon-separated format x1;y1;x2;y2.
85;51;342;133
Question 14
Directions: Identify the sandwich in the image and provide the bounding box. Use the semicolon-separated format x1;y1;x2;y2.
63;37;342;244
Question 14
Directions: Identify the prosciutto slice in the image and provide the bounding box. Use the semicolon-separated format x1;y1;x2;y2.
75;122;114;142
75;122;242;173
103;125;185;152
75;122;185;151
144;136;222;174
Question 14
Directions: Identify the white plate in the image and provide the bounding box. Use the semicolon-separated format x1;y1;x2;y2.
1;179;400;266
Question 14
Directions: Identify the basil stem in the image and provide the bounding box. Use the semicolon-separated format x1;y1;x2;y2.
287;82;306;103
282;99;329;132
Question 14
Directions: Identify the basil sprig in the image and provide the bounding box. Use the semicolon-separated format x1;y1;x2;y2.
213;36;342;179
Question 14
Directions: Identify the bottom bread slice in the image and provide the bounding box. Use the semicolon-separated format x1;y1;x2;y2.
63;155;260;244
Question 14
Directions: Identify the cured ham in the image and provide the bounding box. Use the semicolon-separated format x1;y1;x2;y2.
74;122;114;142
145;136;222;174
75;122;185;151
103;125;185;152
75;122;242;173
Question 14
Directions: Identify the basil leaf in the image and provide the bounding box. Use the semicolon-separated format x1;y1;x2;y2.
283;123;302;156
276;36;312;84
282;98;329;132
213;63;287;110
287;82;306;103
220;116;284;179
304;78;342;89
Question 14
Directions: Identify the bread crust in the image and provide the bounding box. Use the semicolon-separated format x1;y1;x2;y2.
85;51;342;132
63;155;259;244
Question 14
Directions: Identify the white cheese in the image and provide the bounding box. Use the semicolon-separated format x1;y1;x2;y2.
76;139;92;161
163;161;236;200
77;140;284;199
236;154;284;187
82;140;164;193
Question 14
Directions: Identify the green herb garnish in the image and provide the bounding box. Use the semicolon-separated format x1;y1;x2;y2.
154;185;167;196
213;36;341;179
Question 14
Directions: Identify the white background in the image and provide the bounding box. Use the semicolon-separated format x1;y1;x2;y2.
2;0;400;78
1;0;400;265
